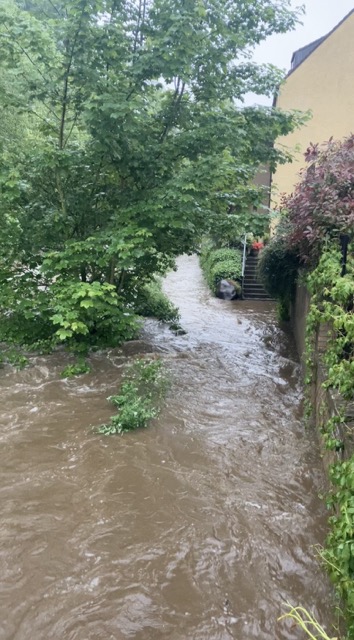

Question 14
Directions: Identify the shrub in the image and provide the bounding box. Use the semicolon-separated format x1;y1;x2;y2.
0;271;140;350
200;245;242;293
282;135;354;265
133;278;180;323
257;232;299;306
50;279;139;347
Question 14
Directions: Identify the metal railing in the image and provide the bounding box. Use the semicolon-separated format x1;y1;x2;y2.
241;234;247;298
241;234;247;278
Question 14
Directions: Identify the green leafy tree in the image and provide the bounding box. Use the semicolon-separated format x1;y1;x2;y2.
0;0;304;347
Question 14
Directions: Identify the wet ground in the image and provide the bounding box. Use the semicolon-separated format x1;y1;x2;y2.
0;255;333;639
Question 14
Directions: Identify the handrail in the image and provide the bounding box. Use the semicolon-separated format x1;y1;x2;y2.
240;234;247;300
241;234;247;279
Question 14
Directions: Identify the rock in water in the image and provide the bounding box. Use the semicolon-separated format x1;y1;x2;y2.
216;279;241;300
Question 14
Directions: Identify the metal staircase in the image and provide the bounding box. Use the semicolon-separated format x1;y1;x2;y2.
242;254;272;300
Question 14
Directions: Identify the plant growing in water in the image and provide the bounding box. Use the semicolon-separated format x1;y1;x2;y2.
3;349;29;370
98;357;169;435
278;604;338;639
61;360;91;378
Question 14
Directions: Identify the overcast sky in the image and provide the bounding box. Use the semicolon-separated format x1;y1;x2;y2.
247;0;354;105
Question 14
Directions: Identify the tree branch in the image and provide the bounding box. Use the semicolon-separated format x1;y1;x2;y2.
29;108;58;132
63;111;79;148
160;80;185;143
47;0;61;17
133;0;143;55
59;3;87;149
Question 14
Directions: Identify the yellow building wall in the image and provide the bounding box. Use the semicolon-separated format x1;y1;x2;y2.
273;11;354;205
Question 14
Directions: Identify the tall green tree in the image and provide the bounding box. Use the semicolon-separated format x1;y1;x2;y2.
0;0;304;347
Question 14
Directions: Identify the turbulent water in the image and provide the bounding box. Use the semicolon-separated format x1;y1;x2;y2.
0;255;334;640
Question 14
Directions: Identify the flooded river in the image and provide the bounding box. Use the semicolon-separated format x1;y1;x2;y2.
0;255;334;639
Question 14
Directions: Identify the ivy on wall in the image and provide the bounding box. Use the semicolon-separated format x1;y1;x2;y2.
304;245;354;638
307;248;354;400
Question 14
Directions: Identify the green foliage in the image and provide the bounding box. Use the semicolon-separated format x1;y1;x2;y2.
257;229;299;307
304;244;354;637
307;248;354;401
50;279;139;346
200;244;242;294
274;133;354;637
320;415;345;455
1;349;29;369
280;135;354;266
320;455;354;640
276;298;290;322
132;278;180;324
0;268;140;349
61;360;91;378
98;357;168;435
0;267;54;346
0;0;304;349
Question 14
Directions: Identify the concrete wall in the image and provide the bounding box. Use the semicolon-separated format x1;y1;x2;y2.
290;280;310;367
272;10;354;204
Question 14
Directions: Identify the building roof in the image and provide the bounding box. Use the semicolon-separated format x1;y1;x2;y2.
290;35;327;71
287;8;354;77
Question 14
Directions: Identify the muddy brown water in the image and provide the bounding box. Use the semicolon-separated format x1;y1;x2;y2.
0;255;334;640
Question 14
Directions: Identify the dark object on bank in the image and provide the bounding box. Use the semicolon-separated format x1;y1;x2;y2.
216;279;241;300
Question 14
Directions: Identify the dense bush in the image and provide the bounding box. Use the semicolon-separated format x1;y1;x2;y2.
282;135;354;265
200;245;242;294
132;279;180;324
257;232;299;303
0;269;140;350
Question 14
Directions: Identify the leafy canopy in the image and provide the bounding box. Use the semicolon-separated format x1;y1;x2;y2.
0;0;304;347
